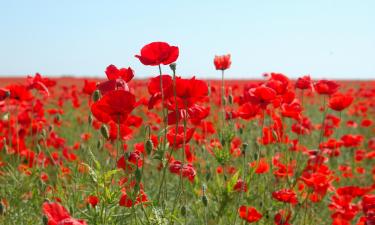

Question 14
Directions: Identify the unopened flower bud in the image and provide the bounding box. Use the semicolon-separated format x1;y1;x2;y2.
145;139;153;155
92;90;101;102
96;139;103;149
100;124;109;139
201;195;208;206
228;94;233;104
180;205;187;216
42;215;48;225
88;114;93;125
169;63;176;72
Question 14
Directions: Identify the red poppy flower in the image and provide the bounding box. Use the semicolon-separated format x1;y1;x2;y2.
274;209;292;225
86;195;99;207
135;42;179;66
119;188;148;208
6;84;33;101
91;90;136;123
328;93;353;111
82;80;97;96
42;202;87;225
238;205;262;223
249;158;269;174
27;73;56;96
362;194;375;223
281;101;302;120
341;134;363;148
105;64;134;82
314;80;340;95
167;126;195;149
0;88;9;101
237;102;260;120
169;160;196;182
266;73;290;95
246;85;277;108
214;54;231;70
295;75;312;90
234;179;248;192
272;189;298;204
147;75;174;109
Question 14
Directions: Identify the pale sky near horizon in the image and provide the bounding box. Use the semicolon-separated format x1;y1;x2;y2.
0;0;374;79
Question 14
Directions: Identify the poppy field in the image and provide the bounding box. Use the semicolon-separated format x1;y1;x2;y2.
0;42;374;225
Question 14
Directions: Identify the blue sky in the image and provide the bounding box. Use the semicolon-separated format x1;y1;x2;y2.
0;0;374;79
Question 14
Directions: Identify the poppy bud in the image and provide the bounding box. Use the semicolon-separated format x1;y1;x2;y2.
55;114;61;123
239;127;243;134
96;139;103;149
88;114;93;125
220;138;225;146
41;129;47;138
242;143;248;155
202;184;207;192
206;172;211;181
222;97;226;105
180;205;187;216
2;138;7;152
0;201;4;215
145;139;153;155
100;124;109;139
135;168;142;183
42;215;48;225
2;144;7;153
92;90;101;102
201;195;208;206
228;94;233;104
36;144;42;153
169;63;177;72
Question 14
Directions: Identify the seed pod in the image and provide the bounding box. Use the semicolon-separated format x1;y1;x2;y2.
5;90;10;98
201;195;208;206
100;124;109;140
92;90;101;102
180;205;187;216
145;139;153;155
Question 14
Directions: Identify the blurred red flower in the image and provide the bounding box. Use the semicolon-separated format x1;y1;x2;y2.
314;80;339;95
295;75;312;90
328;93;353;111
42;202;87;225
238;205;262;223
272;189;298;204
